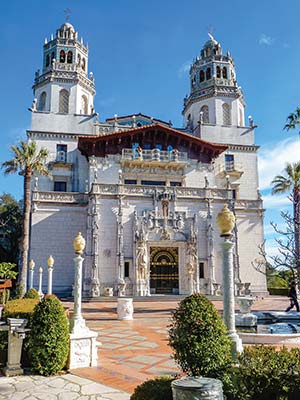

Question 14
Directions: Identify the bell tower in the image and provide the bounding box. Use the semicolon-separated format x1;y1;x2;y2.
32;22;95;115
183;35;245;135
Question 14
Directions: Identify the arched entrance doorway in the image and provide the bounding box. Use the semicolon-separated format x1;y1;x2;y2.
150;247;179;294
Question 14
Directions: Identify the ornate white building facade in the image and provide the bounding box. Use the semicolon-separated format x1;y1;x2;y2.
28;23;267;297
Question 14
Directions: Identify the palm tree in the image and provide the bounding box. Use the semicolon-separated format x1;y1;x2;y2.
284;107;300;132
2;141;49;294
271;162;300;280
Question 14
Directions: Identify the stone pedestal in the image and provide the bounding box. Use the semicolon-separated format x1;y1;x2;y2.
117;298;133;320
69;330;99;369
172;377;224;400
104;287;113;296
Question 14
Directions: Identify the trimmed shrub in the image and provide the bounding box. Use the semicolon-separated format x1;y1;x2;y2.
3;298;38;322
168;294;232;378
27;294;69;376
24;288;40;300
130;377;174;400
233;346;300;400
268;287;289;296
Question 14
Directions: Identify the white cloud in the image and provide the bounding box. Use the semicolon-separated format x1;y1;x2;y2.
259;33;274;46
264;241;280;258
261;193;290;209
178;60;191;78
258;137;300;191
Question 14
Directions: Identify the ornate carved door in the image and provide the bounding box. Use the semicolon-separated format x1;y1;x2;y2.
150;247;179;294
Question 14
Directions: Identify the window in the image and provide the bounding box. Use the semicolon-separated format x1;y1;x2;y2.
155;144;163;150
200;105;209;123
141;180;165;186
51;51;55;63
216;66;221;78
222;103;231;125
45;54;50;67
199;70;205;82
77;53;81;65
124;179;137;185
170;182;182;187
143;143;151;149
56;144;67;162
225;154;234;171
206;67;211;80
124;261;130;278
222;67;227;79
59;50;66;63
82;58;86;71
199;262;205;279
81;95;88;114
54;181;67;192
38;92;47;111
59;89;69;114
67;50;73;64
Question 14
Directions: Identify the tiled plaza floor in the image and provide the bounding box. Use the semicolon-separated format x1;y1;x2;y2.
66;296;295;394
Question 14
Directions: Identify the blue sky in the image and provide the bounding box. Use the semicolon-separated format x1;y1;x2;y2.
1;0;300;256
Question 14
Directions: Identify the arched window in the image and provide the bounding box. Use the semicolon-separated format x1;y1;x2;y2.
82;58;86;71
200;105;209;123
200;70;205;82
222;67;227;79
51;51;55;63
77;54;81;65
59;50;66;63
206;67;211;80
222;103;231;125
81;95;88;114
216;66;221;78
59;89;69;114
38;92;47;111
67;51;73;64
45;54;50;67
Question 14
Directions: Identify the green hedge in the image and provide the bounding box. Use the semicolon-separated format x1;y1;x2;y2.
130;377;174;400
268;287;289;296
3;298;39;322
24;288;40;300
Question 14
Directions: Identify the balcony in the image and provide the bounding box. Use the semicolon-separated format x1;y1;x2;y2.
48;152;73;169
121;148;188;169
216;161;243;178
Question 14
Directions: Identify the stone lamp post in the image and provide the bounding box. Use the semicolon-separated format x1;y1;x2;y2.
47;255;54;295
216;204;243;357
69;232;98;369
38;266;43;297
29;260;35;290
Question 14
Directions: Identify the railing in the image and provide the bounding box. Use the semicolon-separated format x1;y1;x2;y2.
48;152;73;164
216;161;243;174
121;148;188;162
32;192;88;204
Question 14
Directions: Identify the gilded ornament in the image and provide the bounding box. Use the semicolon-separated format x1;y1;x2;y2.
29;259;35;270
47;255;54;268
73;232;86;254
216;204;235;236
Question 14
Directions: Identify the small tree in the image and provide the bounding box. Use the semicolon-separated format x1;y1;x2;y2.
27;295;69;376
168;294;232;378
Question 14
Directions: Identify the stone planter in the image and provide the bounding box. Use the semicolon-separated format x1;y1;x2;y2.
117;298;133;320
236;297;255;314
172;377;223;400
104;287;113;297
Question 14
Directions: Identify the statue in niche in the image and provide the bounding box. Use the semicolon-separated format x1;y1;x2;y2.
187;241;198;294
90;264;100;297
177;214;184;230
136;240;150;295
162;199;169;219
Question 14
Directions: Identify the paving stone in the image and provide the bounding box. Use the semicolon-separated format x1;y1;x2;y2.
65;383;81;392
7;392;29;400
63;375;93;386
129;355;162;364
101;393;130;400
58;392;79;400
81;382;119;395
48;377;68;388
33;392;58;400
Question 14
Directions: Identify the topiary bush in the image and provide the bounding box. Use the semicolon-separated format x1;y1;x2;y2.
27;294;69;376
232;345;300;400
168;294;232;379
24;288;40;300
130;377;174;400
3;298;39;322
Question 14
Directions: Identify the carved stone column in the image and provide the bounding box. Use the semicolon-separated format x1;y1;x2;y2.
117;195;125;296
206;198;215;295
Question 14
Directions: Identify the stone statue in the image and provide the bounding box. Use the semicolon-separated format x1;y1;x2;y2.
136;240;147;280
162;199;169;218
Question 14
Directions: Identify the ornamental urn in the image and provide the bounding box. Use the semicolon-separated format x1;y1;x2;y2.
73;232;86;254
216;204;235;236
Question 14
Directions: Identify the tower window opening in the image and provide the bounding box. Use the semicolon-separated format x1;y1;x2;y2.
59;50;66;63
199;262;205;279
81;95;88;114
67;50;73;64
222;67;228;79
199;70;205;82
222;103;231;125
38;92;47;111
77;54;81;66
216;66;221;78
59;89;69;114
45;54;50;67
200;105;209;123
51;51;55;63
206;67;211;80
82;58;86;71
